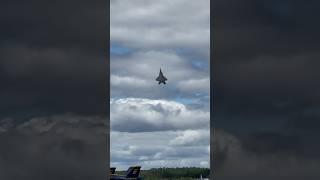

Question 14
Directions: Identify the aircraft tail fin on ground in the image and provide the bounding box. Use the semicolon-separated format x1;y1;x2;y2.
110;167;116;175
125;166;141;178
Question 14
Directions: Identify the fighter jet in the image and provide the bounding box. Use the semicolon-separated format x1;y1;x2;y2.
156;68;167;84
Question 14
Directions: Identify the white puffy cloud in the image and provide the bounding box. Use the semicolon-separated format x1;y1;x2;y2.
200;161;209;168
111;74;150;89
110;98;209;132
169;129;209;146
111;130;210;170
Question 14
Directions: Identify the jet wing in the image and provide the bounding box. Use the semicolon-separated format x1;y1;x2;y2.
156;76;160;81
163;76;167;81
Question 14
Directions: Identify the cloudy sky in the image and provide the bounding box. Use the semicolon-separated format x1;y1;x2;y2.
110;0;210;170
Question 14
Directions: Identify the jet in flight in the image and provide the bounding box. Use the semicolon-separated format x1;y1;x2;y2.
156;68;167;84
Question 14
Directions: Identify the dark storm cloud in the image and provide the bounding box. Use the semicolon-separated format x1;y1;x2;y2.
213;0;320;178
0;0;108;179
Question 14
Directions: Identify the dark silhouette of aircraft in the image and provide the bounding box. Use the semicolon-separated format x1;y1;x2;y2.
156;68;167;84
110;167;116;175
110;166;142;180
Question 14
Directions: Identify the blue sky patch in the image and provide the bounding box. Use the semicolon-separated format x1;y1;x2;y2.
174;97;197;105
111;43;133;55
191;60;208;70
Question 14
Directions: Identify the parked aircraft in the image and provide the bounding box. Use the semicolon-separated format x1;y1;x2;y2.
110;166;142;180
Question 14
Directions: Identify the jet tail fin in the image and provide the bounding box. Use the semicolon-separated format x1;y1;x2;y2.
110;167;116;175
125;166;141;178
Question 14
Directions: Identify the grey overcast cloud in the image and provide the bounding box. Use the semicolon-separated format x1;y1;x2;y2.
110;0;210;170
